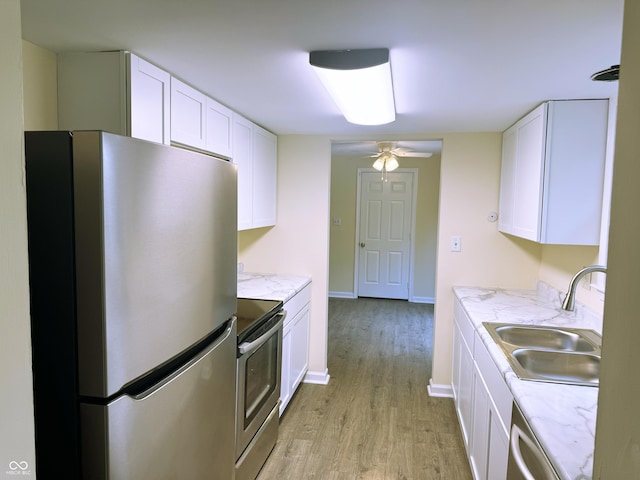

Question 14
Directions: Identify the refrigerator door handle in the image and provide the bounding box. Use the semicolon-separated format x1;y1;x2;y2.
238;312;286;356
132;318;235;400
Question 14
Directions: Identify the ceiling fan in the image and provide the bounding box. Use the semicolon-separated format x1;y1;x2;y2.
368;141;433;173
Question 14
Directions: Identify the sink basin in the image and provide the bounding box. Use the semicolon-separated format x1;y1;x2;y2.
483;322;602;387
512;349;600;386
493;325;597;352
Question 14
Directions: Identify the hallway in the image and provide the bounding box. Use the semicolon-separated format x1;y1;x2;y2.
256;297;472;479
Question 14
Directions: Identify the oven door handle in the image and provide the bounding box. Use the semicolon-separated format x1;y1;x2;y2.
510;423;555;480
238;311;286;356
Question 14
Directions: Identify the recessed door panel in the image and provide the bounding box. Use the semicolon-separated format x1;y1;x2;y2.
387;251;403;285
364;250;381;283
366;200;382;241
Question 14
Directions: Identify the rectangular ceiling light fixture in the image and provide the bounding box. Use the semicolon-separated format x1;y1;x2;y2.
309;48;396;125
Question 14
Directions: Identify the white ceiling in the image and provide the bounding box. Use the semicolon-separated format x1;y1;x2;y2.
20;0;622;141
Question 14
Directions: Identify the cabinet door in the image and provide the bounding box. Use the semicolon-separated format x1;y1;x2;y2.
170;77;207;150
470;371;490;480
129;54;171;145
233;114;254;230
280;325;292;416
511;104;546;241
487;414;509;480
251;124;277;228
290;304;310;393
205;98;233;158
451;323;461;403
457;332;474;450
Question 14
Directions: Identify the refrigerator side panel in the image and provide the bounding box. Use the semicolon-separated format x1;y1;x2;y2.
73;132;238;397
72;131;110;397
25;131;83;478
81;319;237;480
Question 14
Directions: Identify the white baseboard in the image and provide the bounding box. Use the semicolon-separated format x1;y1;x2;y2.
411;296;435;304
303;369;331;385
328;291;356;299
427;378;453;398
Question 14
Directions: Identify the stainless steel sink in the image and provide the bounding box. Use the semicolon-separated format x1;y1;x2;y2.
512;349;600;386
492;324;598;352
483;322;602;387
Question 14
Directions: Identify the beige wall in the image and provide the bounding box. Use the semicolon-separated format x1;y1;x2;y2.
329;154;440;301
431;133;543;387
593;0;640;476
539;244;603;313
22;40;58;130
1;1;36;474
239;136;331;378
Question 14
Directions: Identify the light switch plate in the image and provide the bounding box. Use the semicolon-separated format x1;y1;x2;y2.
451;236;461;252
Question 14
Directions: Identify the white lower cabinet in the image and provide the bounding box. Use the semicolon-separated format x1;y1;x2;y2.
280;284;311;415
453;298;512;480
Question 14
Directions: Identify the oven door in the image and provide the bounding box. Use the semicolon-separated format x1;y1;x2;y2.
236;311;285;459
507;403;559;479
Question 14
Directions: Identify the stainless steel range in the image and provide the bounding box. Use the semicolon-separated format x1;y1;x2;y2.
235;298;285;480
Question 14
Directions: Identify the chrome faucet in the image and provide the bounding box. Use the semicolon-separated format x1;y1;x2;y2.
561;265;607;311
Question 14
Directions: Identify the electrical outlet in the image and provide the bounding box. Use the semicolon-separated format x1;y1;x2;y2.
451;236;461;252
581;273;592;291
332;218;342;226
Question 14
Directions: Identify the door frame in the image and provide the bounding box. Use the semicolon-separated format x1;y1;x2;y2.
353;167;418;301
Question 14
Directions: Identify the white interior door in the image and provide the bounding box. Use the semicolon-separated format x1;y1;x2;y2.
357;170;414;299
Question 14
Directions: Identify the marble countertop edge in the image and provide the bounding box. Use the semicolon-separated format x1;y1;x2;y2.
237;271;311;303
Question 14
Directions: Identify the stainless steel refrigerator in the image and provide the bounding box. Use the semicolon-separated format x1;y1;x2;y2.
25;131;238;479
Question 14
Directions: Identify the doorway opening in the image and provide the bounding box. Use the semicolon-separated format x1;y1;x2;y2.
328;140;442;303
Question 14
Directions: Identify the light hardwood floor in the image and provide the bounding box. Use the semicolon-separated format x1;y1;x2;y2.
256;297;472;480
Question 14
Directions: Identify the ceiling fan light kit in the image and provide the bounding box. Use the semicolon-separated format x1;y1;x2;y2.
372;151;399;172
309;48;396;125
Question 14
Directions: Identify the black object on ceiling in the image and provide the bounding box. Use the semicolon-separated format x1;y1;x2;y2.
591;65;620;82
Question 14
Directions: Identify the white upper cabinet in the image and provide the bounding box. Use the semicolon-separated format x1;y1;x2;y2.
129;54;171;144
170;77;233;158
232;113;277;231
498;99;609;245
58;50;277;229
205;98;233;158
251;124;277;228
233;113;254;231
58;51;170;145
170;77;207;150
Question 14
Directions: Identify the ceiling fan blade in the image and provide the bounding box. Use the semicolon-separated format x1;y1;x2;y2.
394;151;433;158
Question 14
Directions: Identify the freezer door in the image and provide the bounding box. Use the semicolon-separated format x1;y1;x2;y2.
81;319;236;480
72;131;238;397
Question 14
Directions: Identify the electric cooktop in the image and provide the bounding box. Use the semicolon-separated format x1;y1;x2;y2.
235;298;283;340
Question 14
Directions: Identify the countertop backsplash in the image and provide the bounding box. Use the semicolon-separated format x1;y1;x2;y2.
455;281;603;334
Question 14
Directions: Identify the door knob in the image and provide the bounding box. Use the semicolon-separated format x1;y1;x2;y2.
360;242;366;248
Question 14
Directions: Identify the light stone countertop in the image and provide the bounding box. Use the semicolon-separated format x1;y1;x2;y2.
454;283;602;480
237;272;311;303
